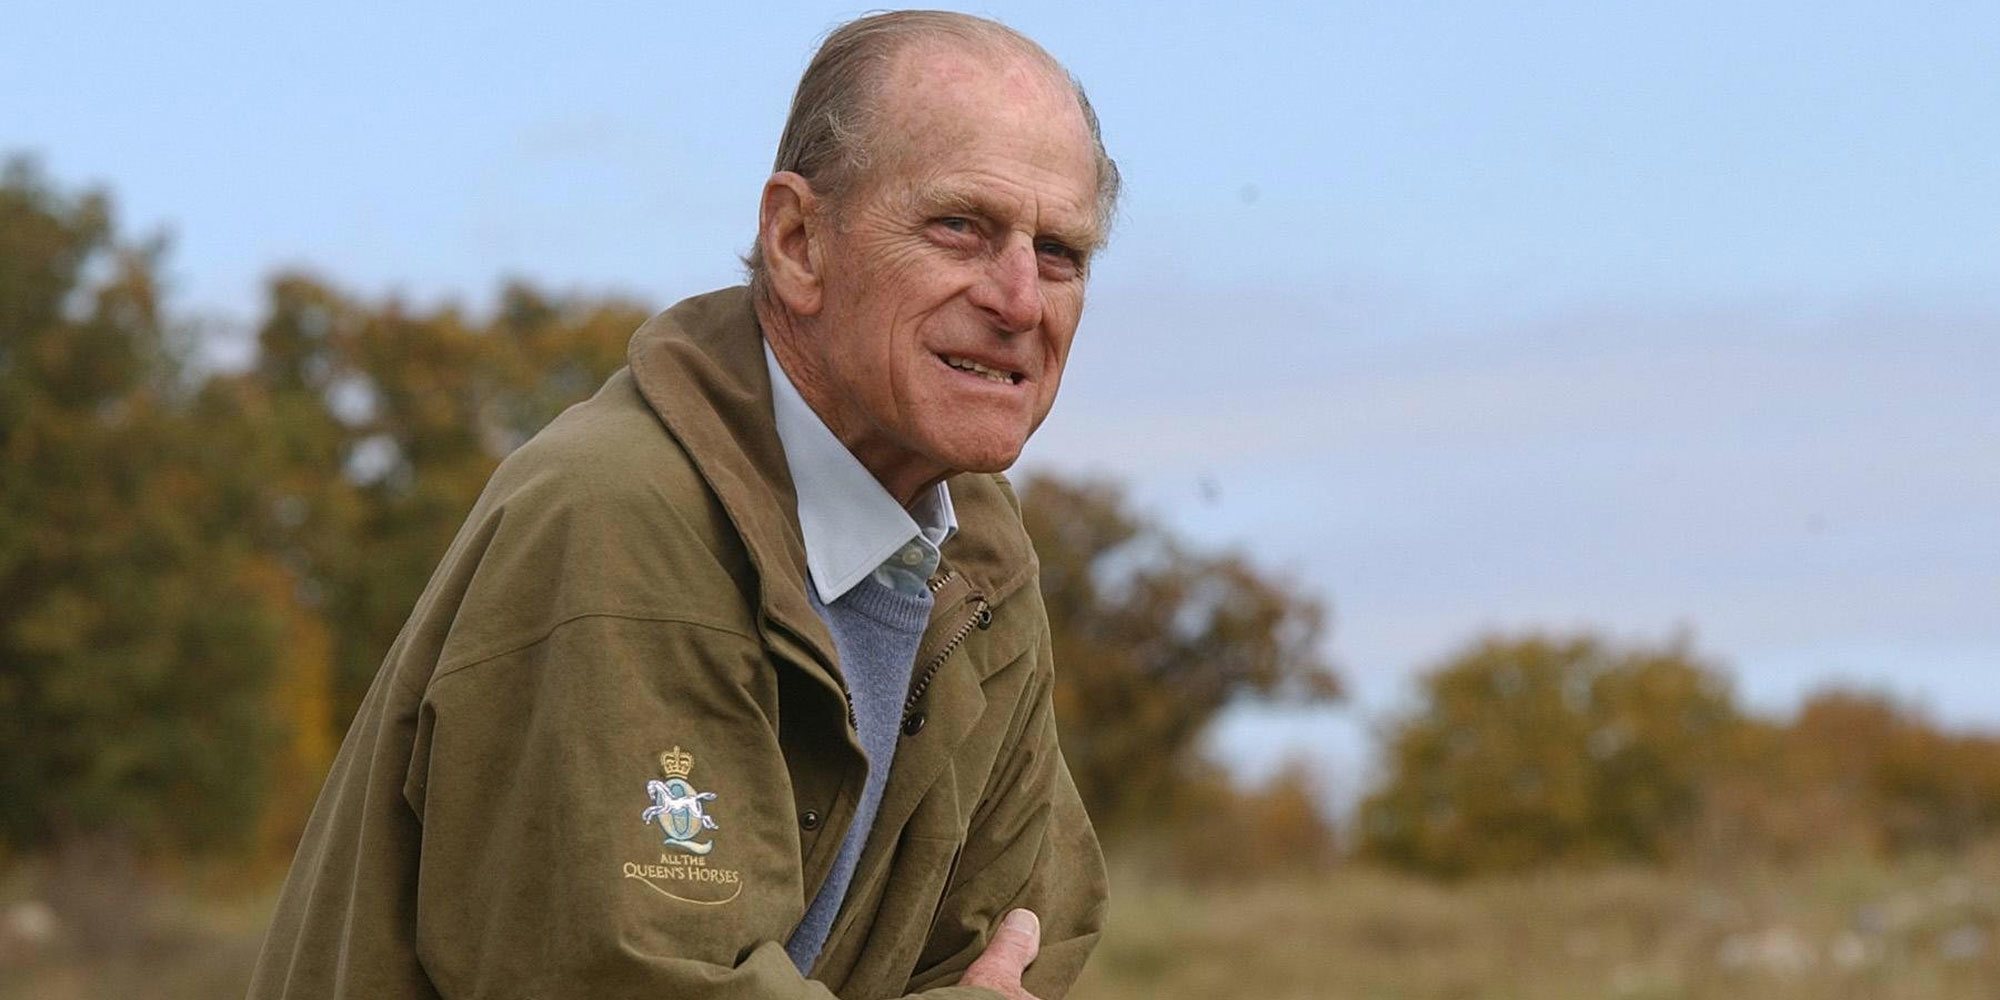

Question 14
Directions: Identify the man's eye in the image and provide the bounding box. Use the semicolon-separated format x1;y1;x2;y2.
935;217;974;233
1036;240;1080;264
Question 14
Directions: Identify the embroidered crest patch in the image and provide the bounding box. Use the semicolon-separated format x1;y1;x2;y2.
641;746;719;854
622;745;742;904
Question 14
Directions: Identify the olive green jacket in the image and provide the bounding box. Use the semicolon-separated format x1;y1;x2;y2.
247;287;1107;999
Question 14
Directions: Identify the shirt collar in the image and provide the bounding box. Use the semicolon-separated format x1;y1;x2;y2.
764;340;957;603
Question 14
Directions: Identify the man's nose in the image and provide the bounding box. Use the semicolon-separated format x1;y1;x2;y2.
970;238;1043;334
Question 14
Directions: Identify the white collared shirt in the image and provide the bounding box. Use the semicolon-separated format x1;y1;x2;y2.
764;341;957;602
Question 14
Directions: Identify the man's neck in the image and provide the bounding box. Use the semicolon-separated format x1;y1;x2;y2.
756;300;950;508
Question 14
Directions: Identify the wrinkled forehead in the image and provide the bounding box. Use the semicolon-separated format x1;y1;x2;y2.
911;48;1077;140
863;44;1097;203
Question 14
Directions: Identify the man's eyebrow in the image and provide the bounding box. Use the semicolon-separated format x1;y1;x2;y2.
909;184;1103;254
910;185;986;218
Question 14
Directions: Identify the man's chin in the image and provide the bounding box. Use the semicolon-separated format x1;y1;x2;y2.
932;438;1027;477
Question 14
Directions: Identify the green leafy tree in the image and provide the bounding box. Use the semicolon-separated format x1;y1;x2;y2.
0;158;299;856
1019;474;1341;838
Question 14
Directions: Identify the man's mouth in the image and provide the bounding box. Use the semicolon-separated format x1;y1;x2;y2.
940;354;1024;385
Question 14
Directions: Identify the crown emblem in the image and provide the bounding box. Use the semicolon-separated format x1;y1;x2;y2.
659;746;695;779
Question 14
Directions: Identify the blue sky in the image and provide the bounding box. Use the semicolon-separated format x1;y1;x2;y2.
8;2;1997;799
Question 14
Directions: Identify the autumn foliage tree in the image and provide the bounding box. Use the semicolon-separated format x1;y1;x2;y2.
1019;475;1342;840
1359;633;1739;876
241;274;648;725
1700;691;2000;864
1787;692;2000;854
1360;632;2000;877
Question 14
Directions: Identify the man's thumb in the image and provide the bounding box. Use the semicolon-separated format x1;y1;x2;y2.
978;908;1042;975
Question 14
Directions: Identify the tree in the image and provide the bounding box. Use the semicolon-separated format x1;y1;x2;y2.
1018;474;1341;838
1358;632;1739;876
238;272;650;724
1701;690;2000;862
0;158;308;858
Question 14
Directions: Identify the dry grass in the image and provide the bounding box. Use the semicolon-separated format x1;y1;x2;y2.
0;856;276;1000
1072;848;2000;1000
5;850;2000;998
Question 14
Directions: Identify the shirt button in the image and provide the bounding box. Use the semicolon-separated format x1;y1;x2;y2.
900;547;924;566
902;712;928;737
800;809;822;831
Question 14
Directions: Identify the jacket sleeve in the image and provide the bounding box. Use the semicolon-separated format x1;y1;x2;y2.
404;613;1004;1000
905;636;1110;999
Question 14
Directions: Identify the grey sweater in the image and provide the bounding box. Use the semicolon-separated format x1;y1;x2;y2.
784;573;934;973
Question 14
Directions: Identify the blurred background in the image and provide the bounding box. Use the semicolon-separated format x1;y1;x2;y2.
3;2;1997;997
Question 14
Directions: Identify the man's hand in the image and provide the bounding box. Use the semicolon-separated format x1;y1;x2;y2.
961;908;1044;1000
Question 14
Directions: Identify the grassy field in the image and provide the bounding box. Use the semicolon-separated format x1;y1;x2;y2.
1073;849;2000;1000
6;849;1999;998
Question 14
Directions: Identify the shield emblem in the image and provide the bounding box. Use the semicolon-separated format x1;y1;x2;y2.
662;778;698;841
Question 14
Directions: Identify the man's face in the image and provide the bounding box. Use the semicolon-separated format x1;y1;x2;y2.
801;47;1102;488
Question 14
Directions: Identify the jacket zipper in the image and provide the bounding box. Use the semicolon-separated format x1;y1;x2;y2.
830;569;975;733
902;593;991;727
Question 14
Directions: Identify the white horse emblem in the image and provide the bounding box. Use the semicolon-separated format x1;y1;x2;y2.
641;747;718;855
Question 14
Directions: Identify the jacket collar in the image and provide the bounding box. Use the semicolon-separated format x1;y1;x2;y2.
623;287;1039;649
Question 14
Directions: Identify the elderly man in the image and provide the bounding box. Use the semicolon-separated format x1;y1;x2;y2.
249;11;1117;1000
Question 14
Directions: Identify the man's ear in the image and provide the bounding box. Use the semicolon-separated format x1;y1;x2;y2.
758;172;824;316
